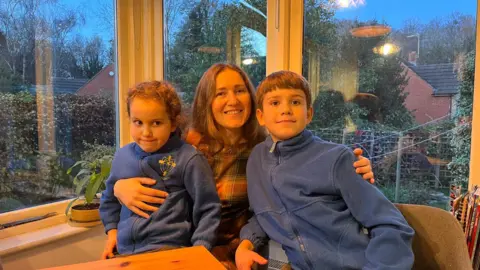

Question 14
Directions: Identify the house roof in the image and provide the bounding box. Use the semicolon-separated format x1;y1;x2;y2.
77;64;115;96
29;77;89;94
405;62;459;96
51;77;89;94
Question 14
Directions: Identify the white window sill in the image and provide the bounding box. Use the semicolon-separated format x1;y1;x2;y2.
0;222;100;257
0;199;102;257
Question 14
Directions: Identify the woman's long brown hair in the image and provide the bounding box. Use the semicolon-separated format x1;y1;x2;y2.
190;63;265;149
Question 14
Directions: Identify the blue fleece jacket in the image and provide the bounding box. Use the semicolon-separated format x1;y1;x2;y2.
240;130;414;270
99;134;221;255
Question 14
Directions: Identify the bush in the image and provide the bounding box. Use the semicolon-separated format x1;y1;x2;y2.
379;183;432;205
0;91;115;213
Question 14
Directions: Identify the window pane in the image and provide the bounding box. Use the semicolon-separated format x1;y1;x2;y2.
303;0;476;208
0;0;116;213
164;0;267;104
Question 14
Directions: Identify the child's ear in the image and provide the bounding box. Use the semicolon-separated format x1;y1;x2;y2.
256;109;266;126
306;106;313;124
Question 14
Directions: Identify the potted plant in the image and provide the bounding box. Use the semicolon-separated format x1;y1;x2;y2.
65;154;113;225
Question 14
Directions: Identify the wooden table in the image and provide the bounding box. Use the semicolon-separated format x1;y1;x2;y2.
40;246;225;270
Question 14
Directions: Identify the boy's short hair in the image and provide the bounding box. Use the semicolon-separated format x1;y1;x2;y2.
256;71;312;110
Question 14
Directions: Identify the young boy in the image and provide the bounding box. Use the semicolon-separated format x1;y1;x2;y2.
236;71;414;269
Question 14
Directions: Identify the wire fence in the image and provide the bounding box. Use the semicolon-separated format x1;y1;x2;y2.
308;118;467;207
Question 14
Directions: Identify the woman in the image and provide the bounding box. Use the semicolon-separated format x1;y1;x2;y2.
113;63;374;268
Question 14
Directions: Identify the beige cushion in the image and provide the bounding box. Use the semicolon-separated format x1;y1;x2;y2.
396;203;472;270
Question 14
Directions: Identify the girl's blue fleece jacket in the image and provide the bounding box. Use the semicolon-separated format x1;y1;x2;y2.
240;129;414;270
99;134;221;255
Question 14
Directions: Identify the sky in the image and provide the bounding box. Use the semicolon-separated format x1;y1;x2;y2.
334;0;477;29
55;0;114;45
53;0;478;57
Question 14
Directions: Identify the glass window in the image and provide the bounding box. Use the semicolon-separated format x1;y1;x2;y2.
303;0;476;208
164;0;267;104
0;0;116;213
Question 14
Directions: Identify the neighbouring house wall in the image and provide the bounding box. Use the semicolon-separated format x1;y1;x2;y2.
403;64;452;123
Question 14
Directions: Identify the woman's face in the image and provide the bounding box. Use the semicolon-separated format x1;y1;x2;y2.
211;69;252;134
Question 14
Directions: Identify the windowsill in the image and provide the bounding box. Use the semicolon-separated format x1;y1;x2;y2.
0;198;102;257
0;222;100;257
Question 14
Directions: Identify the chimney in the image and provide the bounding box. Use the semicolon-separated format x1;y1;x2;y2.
408;51;417;66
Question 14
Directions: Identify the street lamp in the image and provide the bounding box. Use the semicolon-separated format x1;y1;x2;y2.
406;34;420;59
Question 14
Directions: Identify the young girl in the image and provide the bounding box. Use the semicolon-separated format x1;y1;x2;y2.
99;81;221;259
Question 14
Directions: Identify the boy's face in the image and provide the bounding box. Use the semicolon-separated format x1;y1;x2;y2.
256;88;313;142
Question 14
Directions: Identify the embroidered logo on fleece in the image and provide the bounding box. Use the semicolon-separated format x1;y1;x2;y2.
159;155;176;180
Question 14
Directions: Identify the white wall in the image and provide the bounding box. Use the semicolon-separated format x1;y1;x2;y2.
2;226;105;270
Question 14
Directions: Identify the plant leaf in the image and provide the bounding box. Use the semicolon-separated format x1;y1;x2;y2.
65;197;80;216
100;157;111;178
84;173;97;203
75;176;89;195
73;169;91;185
87;172;106;203
67;161;88;175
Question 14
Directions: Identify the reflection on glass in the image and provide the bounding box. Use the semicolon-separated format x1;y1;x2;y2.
304;0;476;208
164;0;267;104
0;0;116;213
372;43;400;56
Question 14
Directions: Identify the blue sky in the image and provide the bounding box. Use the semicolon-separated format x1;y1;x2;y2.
57;0;114;44
334;0;477;28
54;0;477;56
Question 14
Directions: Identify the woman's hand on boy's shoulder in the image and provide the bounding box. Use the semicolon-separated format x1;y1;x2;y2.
353;149;375;184
113;177;168;218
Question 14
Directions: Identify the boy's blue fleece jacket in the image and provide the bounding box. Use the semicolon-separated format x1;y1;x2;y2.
241;129;414;269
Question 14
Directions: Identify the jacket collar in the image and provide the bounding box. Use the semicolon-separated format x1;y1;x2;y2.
265;129;314;156
134;132;184;159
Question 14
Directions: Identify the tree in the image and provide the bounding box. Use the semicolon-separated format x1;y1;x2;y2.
78;36;106;79
166;0;261;103
396;12;476;65
449;51;474;185
303;0;337;83
319;19;414;130
0;0;85;83
0;59;23;92
358;54;413;129
312;89;350;128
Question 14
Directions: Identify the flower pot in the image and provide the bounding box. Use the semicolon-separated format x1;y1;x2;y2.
68;203;101;227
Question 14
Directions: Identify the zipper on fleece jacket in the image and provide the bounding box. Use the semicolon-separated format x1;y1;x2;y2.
269;141;277;153
291;220;314;269
268;148;314;269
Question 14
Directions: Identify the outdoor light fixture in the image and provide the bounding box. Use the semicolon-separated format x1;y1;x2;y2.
372;43;400;56
242;58;255;65
350;25;391;38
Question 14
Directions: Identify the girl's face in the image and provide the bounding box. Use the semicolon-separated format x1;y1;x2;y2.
129;97;176;153
211;69;252;135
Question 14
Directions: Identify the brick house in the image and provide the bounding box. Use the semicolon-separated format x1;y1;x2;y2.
77;64;115;97
402;55;459;124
